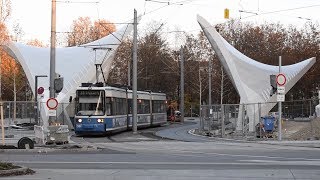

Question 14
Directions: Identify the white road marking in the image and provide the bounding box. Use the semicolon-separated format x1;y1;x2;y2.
10;160;320;166
145;148;320;161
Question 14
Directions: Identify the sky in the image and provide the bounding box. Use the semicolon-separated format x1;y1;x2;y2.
7;0;320;47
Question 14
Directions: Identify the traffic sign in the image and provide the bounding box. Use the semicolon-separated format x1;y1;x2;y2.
277;86;285;94
277;94;285;102
276;73;286;86
48;109;57;116
46;98;58;110
37;87;44;94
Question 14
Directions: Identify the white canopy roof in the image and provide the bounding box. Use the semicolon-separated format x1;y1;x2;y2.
197;15;316;131
4;21;134;103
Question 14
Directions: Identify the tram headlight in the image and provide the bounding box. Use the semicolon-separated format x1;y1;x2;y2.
97;119;104;123
77;119;82;123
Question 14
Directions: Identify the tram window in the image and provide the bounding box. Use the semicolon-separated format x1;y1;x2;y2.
114;98;126;115
138;100;150;114
105;97;112;115
76;90;105;116
152;100;166;113
128;99;132;114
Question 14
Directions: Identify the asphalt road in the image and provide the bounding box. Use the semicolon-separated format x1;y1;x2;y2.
2;141;320;180
2;118;320;179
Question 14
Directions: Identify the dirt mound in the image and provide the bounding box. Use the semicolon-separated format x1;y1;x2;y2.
287;119;320;140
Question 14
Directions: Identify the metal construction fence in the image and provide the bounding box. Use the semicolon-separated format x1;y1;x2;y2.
2;101;36;125
0;101;73;127
199;99;318;139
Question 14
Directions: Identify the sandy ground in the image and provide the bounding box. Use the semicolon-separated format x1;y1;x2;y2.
283;119;320;140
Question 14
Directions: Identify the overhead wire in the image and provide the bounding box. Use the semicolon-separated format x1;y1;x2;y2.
55;0;99;4
241;4;320;19
56;0;320;46
164;3;320;35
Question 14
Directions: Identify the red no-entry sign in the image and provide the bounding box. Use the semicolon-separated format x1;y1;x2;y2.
37;87;44;94
276;73;286;86
46;98;58;110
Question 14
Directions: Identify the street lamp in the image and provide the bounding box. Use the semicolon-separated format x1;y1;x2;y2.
34;75;48;125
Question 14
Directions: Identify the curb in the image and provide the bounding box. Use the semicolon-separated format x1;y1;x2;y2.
188;129;250;143
0;144;98;153
188;129;320;148
0;167;35;177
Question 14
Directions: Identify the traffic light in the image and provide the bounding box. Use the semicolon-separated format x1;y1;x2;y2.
54;74;64;93
270;75;277;96
224;8;229;19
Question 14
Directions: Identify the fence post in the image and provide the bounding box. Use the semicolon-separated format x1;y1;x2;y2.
200;105;203;132
62;103;65;125
8;102;11;124
309;100;312;117
208;105;212;133
241;104;245;135
221;104;225;137
258;103;261;139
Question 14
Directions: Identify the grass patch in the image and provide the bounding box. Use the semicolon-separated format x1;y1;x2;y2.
0;162;20;170
0;162;35;177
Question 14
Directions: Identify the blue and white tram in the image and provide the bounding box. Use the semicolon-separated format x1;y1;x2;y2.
74;84;167;135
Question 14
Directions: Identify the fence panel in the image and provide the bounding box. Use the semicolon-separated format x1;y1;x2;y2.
199;99;318;140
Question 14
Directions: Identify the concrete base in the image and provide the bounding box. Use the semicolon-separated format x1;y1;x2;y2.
35;125;69;145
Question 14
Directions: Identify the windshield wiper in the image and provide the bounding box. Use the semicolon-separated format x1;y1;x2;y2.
88;113;94;117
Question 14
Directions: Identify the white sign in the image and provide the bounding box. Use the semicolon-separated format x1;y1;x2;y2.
277;86;285;94
48;109;57;116
277;94;285;102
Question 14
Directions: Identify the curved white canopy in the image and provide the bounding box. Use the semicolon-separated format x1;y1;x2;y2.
197;15;316;131
3;19;136;128
4;22;134;103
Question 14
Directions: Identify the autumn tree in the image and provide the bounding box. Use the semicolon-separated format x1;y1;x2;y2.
27;39;46;47
108;39;132;85
66;17;116;46
91;19;116;41
108;21;178;100
0;0;32;102
137;23;176;94
0;23;30;102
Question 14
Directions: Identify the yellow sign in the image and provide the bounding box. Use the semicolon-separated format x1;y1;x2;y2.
224;8;229;19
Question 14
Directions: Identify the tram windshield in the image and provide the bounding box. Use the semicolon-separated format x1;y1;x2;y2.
76;90;105;116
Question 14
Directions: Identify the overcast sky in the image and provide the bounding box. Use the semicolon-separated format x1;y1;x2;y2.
7;0;320;46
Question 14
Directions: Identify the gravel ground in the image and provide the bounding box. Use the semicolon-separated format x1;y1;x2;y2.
284;119;320;140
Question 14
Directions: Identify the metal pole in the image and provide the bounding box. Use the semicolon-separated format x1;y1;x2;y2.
35;75;47;125
128;58;131;87
208;58;212;129
220;66;224;136
34;76;38;125
1;102;4;145
132;9;138;134
49;0;56;125
0;0;3;100
208;59;212;106
199;64;203;131
180;46;184;123
221;104;225;137
309;100;312;117
13;70;16;123
278;56;282;141
220;66;224;104
318;90;320;105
